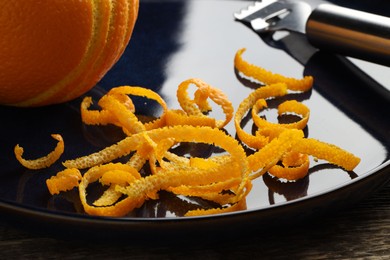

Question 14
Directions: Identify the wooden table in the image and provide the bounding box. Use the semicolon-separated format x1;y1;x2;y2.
0;182;388;259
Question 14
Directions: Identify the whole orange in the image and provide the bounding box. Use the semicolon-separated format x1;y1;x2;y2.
0;0;139;107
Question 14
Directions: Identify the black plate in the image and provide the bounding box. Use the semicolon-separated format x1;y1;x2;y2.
0;0;389;238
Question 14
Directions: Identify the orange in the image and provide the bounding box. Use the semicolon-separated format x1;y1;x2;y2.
0;0;139;107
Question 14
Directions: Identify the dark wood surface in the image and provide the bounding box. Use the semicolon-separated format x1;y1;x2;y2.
0;182;389;259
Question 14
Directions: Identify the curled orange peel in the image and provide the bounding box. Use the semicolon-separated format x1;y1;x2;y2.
234;48;314;92
185;196;248;216
46;168;82;195
81;90;137;127
14;134;64;170
168;177;247;205
73;126;251;216
292;138;361;171
78;163;145;217
107;86;168;131
248;129;305;179
268;151;310;180
252;99;310;131
12;49;361;217
233;48;360;182
165;109;216;127
81;96;117;126
81;86;168;135
176;78;234;128
92;186;124;207
234;83;288;149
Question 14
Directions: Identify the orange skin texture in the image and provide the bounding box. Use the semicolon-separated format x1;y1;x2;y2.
0;0;139;107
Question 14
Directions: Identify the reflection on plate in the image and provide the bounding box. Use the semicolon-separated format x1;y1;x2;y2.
0;0;388;236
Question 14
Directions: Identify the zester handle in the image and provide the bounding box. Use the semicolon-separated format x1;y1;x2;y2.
306;4;390;66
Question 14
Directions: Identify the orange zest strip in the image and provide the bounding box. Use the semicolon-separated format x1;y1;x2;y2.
268;152;310;180
234;48;313;92
107;86;168;131
184;195;249;217
62;132;147;169
113;163;248;216
24;51;360;218
93;163;142;207
247;129;305;179
168;177;244;204
14;134;64;170
234;83;288;149
292;138;361;171
81;86;169;135
98;94;146;135
78;163;146;217
81;91;136;127
165;109;216;127
73;126;251;216
81;96;118;126
99;167;141;186
92;186;123;207
63;125;245;170
176;78;234;128
46;168;82;195
252;99;310;130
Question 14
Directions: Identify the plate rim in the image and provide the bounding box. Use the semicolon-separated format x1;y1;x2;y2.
0;159;388;233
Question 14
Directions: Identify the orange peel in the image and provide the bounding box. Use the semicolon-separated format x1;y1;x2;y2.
268;151;310;180
98;93;146;135
46;168;82;195
185;196;248;216
165;109;216;127
234;83;288;149
248;129;305;179
14;134;64;170
81;86;168;135
78;163;145;217
14;50;359;218
81;96;118;126
107;86;169;131
293;138;361;171
73;126;251;216
252;99;310;131
234;48;313;92
176;78;234;128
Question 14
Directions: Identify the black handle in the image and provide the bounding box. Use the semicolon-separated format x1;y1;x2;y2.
306;4;390;66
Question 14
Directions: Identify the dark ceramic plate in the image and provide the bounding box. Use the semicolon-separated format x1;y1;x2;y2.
0;0;389;237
